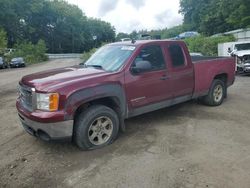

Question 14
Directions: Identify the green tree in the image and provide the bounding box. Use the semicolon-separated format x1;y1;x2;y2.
161;25;188;39
184;35;235;56
0;28;7;55
0;0;116;53
116;32;130;41
12;39;48;64
179;0;250;35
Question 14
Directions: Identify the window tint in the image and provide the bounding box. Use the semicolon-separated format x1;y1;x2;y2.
133;45;165;72
168;44;185;67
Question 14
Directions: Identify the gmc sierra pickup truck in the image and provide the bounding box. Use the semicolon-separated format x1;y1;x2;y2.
17;40;235;150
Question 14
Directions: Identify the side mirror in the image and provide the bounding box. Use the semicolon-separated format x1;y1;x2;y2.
131;60;152;74
227;48;232;53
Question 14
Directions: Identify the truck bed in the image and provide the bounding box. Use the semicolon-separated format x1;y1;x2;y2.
192;57;235;97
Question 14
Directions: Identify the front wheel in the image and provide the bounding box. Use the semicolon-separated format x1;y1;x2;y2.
74;105;119;150
202;79;226;106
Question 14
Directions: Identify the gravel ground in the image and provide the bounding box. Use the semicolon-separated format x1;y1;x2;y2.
0;59;249;188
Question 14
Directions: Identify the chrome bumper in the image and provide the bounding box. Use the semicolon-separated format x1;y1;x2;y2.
18;113;73;141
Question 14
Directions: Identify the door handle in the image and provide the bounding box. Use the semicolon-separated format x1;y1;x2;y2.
160;75;169;80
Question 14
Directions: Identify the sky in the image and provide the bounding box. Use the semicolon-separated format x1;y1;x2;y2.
67;0;183;33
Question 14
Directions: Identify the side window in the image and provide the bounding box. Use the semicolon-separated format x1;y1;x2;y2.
168;44;185;67
133;45;166;72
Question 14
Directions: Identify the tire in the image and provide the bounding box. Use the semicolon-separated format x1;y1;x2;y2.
202;79;226;106
74;105;119;150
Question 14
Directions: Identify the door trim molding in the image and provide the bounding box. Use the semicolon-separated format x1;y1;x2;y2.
127;94;192;118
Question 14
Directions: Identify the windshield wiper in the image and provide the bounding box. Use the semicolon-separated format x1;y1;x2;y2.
85;64;104;70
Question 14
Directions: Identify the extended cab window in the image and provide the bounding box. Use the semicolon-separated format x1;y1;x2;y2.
168;44;185;67
132;45;165;72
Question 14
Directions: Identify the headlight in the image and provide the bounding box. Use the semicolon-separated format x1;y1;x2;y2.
237;59;242;65
36;93;59;111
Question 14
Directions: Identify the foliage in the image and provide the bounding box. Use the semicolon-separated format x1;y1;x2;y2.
184;35;235;56
160;25;192;39
116;24;194;41
179;0;250;35
123;0;249;41
11;40;48;64
0;28;7;55
0;0;115;53
116;32;131;41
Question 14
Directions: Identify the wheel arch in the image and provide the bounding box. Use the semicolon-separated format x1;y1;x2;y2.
64;84;127;132
214;73;228;85
74;96;122;120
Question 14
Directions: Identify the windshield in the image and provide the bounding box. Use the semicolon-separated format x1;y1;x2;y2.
235;43;250;51
12;58;21;61
85;45;135;72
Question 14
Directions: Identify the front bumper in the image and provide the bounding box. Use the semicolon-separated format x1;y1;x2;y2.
237;64;250;73
18;113;73;141
244;66;250;72
10;63;24;67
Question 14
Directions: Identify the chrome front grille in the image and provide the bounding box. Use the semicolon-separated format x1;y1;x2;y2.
19;84;34;111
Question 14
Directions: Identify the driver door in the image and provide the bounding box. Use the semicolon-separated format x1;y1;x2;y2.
125;44;172;109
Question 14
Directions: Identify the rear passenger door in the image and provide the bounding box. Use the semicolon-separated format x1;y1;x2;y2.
165;43;194;98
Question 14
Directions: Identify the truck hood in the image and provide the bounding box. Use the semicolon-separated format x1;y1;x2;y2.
233;50;250;57
21;66;110;92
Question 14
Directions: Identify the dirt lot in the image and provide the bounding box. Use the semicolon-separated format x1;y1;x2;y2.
0;59;250;188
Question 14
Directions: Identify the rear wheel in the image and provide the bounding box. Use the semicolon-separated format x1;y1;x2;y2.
202;79;226;106
74;105;119;150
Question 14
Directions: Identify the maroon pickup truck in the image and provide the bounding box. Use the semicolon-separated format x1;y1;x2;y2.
16;40;235;150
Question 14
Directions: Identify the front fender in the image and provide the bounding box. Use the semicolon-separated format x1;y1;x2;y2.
64;84;127;120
